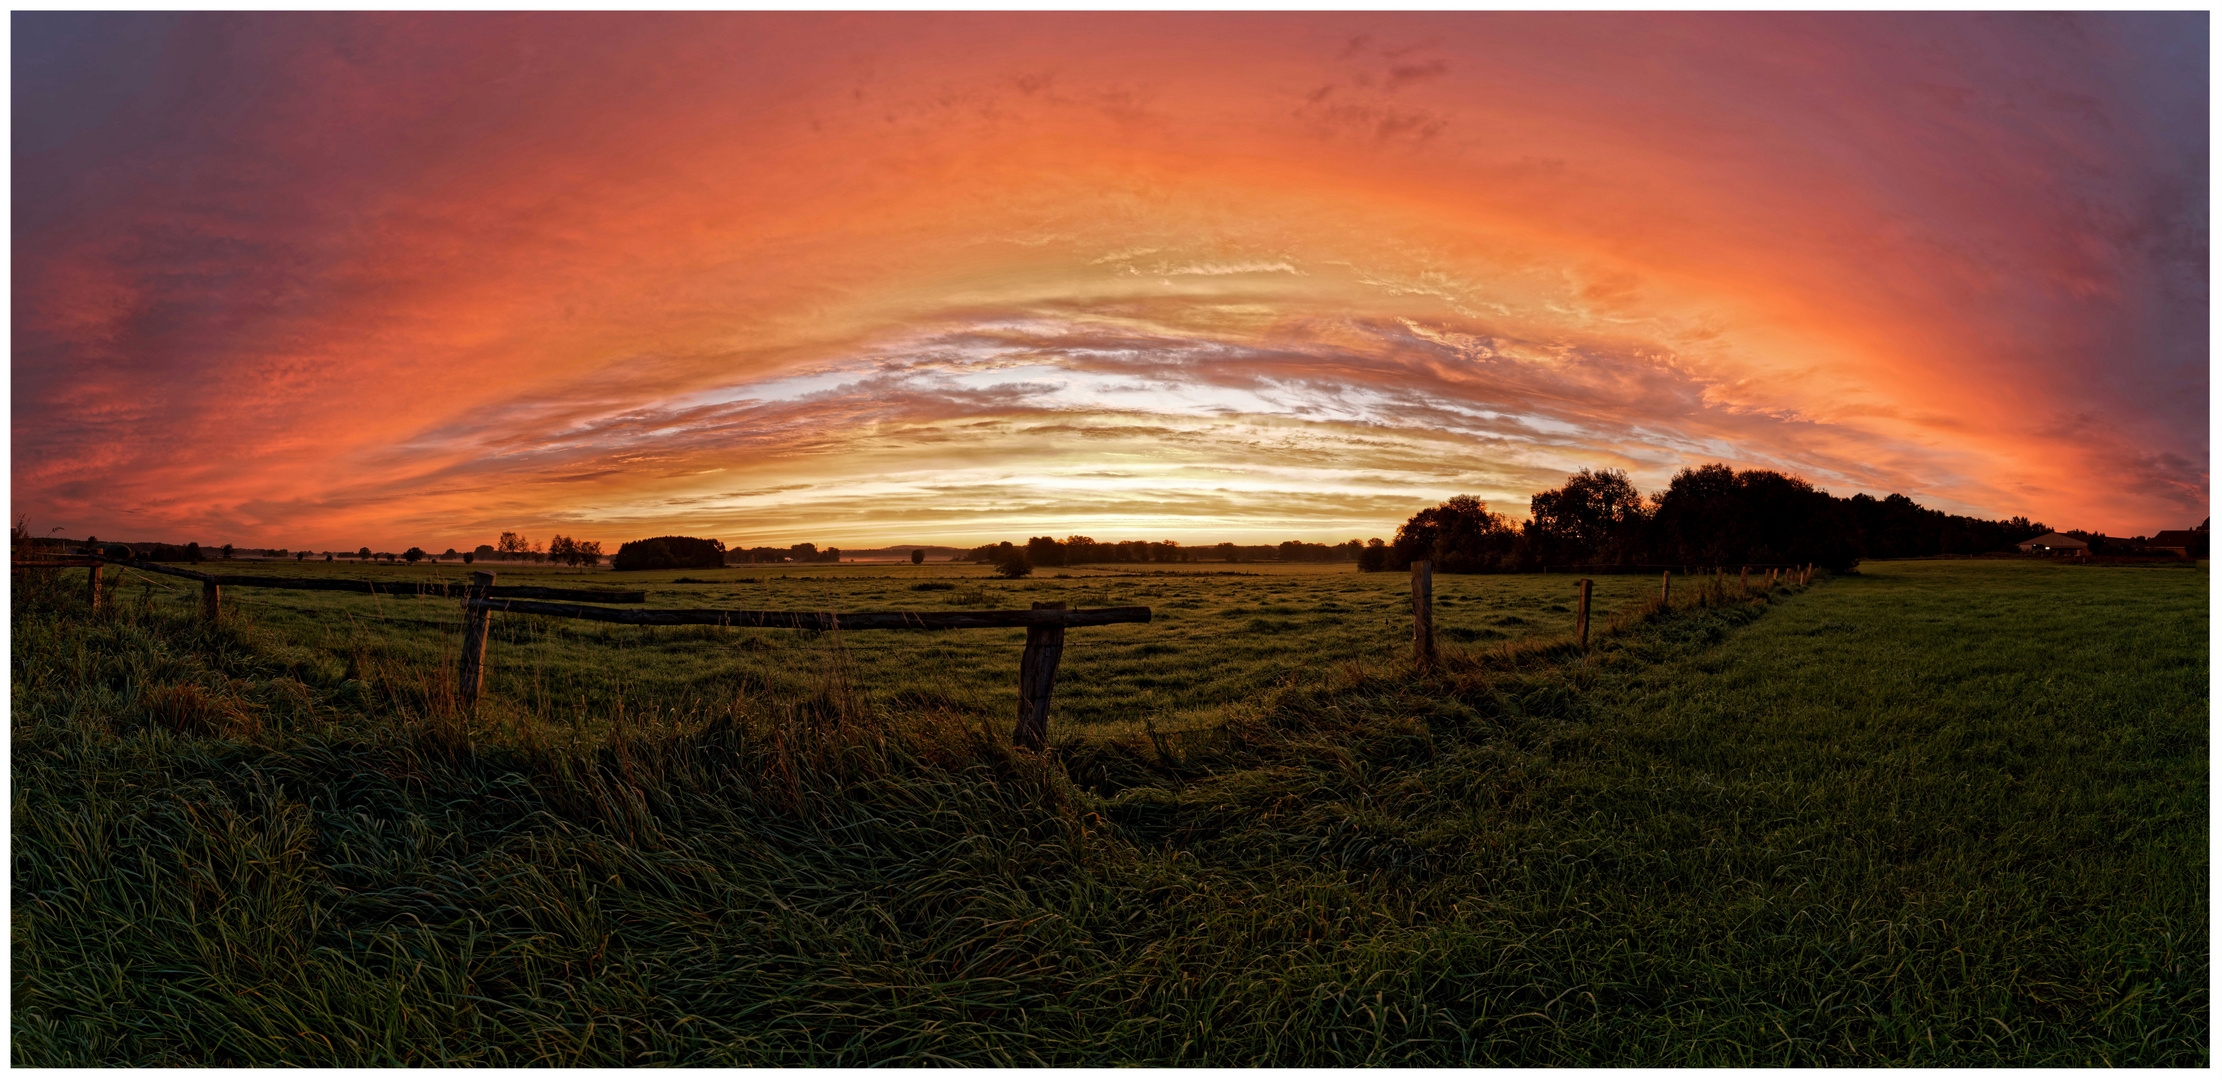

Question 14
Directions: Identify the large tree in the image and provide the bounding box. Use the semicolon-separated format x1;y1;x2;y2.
1392;495;1527;572
1645;464;1858;571
1527;468;1648;565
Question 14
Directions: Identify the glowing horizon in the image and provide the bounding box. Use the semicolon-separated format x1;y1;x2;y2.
13;12;2208;552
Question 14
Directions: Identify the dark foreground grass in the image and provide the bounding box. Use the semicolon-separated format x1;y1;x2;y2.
12;560;2205;1065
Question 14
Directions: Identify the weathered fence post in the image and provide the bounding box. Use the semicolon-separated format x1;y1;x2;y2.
1411;560;1435;671
1577;577;1593;649
201;579;221;623
1740;566;1748;592
458;570;495;708
86;564;102;611
1013;600;1067;752
1660;569;1671;606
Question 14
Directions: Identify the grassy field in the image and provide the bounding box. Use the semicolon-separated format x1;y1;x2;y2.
94;558;1676;742
12;557;2206;1065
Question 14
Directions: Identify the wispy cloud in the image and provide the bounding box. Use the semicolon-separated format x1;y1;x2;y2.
11;12;2205;549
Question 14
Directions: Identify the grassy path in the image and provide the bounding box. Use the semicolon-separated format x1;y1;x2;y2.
12;560;2205;1064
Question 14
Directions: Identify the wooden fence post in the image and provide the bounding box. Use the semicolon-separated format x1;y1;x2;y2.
1013;600;1067;752
458;570;495;708
1411;560;1435;671
1740;566;1748;592
86;564;102;611
201;579;221;623
1577;578;1593;649
1660;569;1671;606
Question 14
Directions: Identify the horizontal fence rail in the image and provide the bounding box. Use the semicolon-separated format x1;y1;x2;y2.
1542;563;1811;574
461;593;1149;751
468;597;1151;631
85;558;644;602
18;556;1153;754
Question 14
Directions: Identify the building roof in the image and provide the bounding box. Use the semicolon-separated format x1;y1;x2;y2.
2150;530;2201;547
2017;532;2089;549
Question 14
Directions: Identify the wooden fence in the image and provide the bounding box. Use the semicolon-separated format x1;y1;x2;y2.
1406;560;1814;670
29;556;1149;752
27;552;1813;741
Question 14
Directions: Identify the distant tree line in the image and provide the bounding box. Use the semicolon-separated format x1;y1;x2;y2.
457;531;602;566
962;537;1368;567
958;537;1377;576
46;467;2109;580
1376;464;2058;574
946;464;2069;577
724;542;843;565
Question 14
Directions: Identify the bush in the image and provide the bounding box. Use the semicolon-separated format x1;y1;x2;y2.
992;548;1033;579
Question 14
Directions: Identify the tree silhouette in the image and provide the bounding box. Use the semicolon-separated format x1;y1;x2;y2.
1392;495;1523;572
1528;468;1647;564
993;547;1033;578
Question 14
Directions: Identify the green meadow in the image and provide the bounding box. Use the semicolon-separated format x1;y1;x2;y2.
12;557;2207;1065
96;558;1677;743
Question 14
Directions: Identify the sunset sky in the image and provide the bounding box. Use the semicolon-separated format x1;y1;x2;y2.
13;12;2208;551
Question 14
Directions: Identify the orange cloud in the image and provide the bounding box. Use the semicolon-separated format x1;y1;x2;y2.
13;12;2206;550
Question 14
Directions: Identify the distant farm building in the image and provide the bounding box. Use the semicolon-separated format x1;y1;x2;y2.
2016;532;2089;555
2148;530;2205;557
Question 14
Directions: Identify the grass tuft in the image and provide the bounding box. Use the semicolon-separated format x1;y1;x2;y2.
11;560;2205;1065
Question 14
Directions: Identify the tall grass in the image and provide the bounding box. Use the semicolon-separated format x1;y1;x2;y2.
12;560;2205;1065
